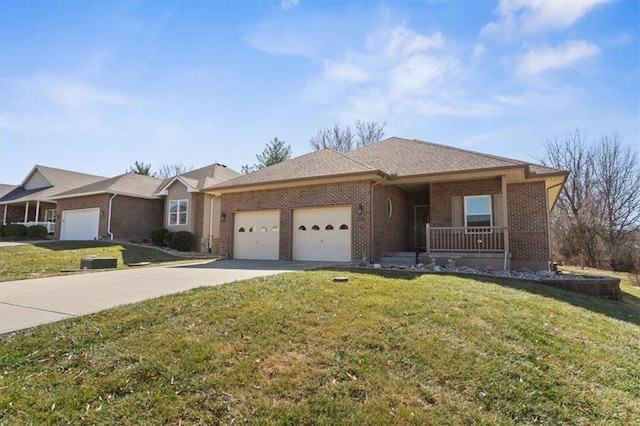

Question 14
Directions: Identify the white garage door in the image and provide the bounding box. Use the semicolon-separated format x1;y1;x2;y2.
233;210;280;260
293;206;352;262
61;208;100;240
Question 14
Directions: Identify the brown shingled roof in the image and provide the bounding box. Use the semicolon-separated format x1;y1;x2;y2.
51;173;165;200
346;137;536;177
209;149;379;190
1;165;106;204
208;137;565;192
156;163;241;193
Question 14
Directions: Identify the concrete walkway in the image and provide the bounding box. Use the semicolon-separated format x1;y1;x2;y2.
0;260;333;334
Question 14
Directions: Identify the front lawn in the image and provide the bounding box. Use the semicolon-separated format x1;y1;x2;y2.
1;270;638;424
0;241;192;282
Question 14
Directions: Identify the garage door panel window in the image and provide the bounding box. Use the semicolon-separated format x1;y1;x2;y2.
169;200;188;226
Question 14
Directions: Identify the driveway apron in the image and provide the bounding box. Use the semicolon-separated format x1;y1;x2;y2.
0;260;333;334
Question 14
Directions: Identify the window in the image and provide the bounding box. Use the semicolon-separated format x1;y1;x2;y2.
464;195;492;228
340;224;349;230
325;224;334;230
45;209;56;223
168;199;188;226
238;227;246;232
298;225;306;231
311;225;320;230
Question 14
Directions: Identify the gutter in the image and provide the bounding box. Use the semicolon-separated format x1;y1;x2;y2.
107;194;117;240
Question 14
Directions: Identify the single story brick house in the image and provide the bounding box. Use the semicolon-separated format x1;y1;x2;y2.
154;163;240;252
205;137;568;270
50;173;166;241
0;165;105;233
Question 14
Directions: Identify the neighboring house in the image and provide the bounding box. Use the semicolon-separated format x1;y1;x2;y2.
50;173;166;241
205;137;568;270
155;163;241;253
0;165;105;233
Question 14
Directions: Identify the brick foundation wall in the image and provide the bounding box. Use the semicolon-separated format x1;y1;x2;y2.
507;181;550;268
219;180;372;261
372;185;410;259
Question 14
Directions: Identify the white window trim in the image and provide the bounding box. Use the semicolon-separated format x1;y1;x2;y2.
45;209;56;222
464;195;492;233
168;199;189;226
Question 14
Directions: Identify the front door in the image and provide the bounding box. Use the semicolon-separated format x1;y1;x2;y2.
415;205;429;251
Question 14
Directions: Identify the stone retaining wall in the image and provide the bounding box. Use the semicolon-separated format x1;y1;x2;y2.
539;276;621;300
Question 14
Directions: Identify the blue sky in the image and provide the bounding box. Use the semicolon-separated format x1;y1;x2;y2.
1;0;638;184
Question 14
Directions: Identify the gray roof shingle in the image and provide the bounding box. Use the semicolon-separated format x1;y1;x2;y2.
1;165;106;204
210;149;378;190
208;137;564;191
51;173;165;199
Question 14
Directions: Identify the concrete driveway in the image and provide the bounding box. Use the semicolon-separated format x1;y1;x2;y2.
0;260;334;334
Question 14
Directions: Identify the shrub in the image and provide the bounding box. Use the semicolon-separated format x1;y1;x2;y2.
26;225;48;239
0;225;5;237
4;224;27;237
163;231;174;248
151;228;169;246
172;231;195;252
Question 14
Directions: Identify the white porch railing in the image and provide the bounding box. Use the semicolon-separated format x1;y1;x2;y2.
426;224;506;252
14;221;56;234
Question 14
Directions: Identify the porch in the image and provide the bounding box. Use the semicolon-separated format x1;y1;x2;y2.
381;225;510;269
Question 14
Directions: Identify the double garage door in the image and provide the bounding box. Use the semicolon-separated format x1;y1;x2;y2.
233;206;352;262
60;208;100;240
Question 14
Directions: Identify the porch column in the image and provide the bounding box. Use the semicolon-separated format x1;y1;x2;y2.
3;205;7;225
501;175;510;268
35;201;41;223
24;202;29;223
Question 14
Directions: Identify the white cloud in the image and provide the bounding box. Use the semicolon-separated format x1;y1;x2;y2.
383;28;444;58
390;55;455;94
472;43;486;59
281;0;299;10
517;40;600;75
482;0;611;39
324;61;370;83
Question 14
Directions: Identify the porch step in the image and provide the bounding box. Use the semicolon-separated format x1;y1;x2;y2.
379;252;417;266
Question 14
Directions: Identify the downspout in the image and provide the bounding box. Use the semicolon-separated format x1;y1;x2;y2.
3;205;7;225
107;194;117;240
208;195;214;253
369;177;387;263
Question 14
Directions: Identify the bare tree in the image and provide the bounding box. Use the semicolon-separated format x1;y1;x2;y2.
355;119;386;148
538;130;640;270
592;135;640;270
310;120;385;153
156;163;193;178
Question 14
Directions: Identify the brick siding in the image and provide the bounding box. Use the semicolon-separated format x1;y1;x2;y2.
507;181;550;268
429;178;502;227
372;184;411;259
219;180;371;262
55;194;163;241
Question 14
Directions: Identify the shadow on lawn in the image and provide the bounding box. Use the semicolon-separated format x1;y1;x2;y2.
331;267;640;327
30;241;184;265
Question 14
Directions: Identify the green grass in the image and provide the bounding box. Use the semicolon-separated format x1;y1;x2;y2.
1;270;638;424
0;241;192;282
